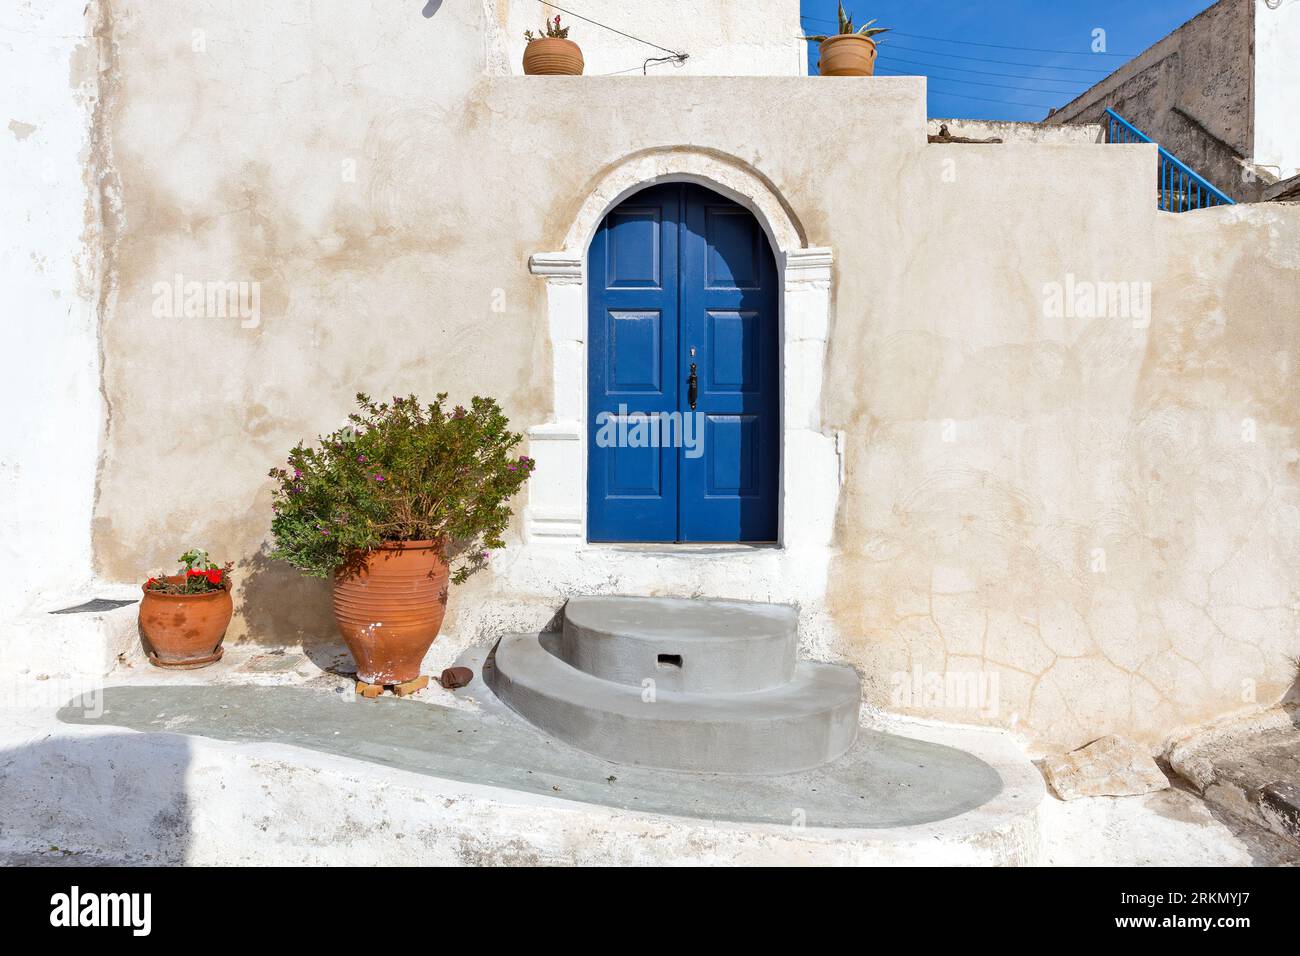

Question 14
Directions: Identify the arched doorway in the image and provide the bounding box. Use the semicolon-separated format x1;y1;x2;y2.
586;182;779;542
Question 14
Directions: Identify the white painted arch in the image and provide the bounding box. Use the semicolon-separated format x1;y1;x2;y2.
525;147;840;552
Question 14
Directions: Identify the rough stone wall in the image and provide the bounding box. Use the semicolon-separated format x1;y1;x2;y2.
1043;0;1257;201
78;0;1300;750
928;119;1102;145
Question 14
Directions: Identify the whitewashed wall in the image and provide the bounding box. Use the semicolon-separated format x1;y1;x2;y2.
0;4;103;616
1253;0;1300;179
496;0;805;76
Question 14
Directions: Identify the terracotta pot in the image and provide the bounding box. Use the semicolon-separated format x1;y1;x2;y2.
523;37;584;76
331;540;449;684
818;35;877;76
138;576;233;668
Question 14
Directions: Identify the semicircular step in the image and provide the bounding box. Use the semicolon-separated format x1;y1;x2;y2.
486;630;861;775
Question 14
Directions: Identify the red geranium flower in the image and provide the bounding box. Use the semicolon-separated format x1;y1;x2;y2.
205;569;223;585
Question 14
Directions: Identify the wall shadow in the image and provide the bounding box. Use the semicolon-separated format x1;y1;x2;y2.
235;550;346;669
1;702;192;865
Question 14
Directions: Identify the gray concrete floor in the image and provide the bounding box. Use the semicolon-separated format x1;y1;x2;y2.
58;679;1003;830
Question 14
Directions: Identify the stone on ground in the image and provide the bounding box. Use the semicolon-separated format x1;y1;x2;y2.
1167;705;1300;846
1041;734;1169;800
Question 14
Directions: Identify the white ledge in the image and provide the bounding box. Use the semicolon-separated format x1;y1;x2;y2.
784;246;834;271
529;252;583;277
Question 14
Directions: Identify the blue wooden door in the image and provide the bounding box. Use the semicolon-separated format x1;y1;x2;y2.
588;183;778;542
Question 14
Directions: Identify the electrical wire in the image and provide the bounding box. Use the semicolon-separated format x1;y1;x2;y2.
799;15;1137;57
891;29;1135;58
876;53;1090;87
873;60;1085;95
875;41;1114;74
911;84;1057;110
535;0;685;58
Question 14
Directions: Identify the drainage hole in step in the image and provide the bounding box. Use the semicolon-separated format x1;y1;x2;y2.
657;654;683;669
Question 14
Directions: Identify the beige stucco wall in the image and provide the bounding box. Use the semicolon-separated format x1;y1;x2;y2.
87;0;1300;750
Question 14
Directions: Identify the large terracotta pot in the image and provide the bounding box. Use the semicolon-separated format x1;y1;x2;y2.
138;576;233;668
523;37;584;75
331;540;449;684
818;35;877;76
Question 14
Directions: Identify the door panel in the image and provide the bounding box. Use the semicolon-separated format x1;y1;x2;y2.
588;183;778;543
605;206;663;288
587;185;679;541
680;188;779;541
606;310;662;392
704;415;762;496
704;206;764;290
705;311;760;392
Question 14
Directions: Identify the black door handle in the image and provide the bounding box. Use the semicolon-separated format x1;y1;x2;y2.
687;362;698;411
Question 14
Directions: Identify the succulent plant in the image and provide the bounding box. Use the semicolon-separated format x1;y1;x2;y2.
800;3;889;42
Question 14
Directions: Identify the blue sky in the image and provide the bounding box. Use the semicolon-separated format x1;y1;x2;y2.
800;0;1217;120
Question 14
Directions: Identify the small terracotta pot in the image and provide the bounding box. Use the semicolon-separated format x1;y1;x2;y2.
523;37;584;75
139;576;233;668
818;35;877;76
331;540;449;685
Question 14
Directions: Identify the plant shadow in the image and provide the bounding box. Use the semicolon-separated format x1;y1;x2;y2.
236;549;349;671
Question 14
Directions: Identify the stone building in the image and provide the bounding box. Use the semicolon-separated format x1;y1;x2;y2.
1044;0;1300;201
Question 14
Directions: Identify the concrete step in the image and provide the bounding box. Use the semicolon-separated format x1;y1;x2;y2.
559;595;797;694
486;631;860;774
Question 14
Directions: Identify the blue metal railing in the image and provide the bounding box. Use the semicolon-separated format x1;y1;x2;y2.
1104;108;1235;212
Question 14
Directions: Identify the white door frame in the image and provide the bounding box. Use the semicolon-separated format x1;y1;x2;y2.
524;148;840;552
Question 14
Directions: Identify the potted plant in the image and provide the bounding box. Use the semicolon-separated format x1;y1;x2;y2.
802;3;888;77
139;549;234;668
523;14;583;75
268;393;534;691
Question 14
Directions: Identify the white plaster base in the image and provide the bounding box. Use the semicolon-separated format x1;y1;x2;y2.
0;587;144;682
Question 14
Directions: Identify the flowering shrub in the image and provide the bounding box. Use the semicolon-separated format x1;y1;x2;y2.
268;393;535;584
146;548;232;594
525;14;570;40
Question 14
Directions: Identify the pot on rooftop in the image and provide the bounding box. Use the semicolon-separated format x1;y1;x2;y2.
817;34;878;76
523;37;584;75
804;4;886;77
522;15;584;75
